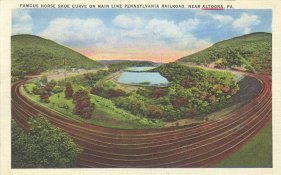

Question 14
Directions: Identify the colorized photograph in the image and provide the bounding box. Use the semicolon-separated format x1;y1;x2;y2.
11;8;272;168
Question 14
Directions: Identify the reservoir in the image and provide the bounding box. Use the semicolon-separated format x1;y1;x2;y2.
117;67;169;86
117;66;242;86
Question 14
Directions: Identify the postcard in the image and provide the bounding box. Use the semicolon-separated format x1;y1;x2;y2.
1;0;281;175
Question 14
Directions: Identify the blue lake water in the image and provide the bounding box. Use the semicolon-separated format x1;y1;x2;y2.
117;71;169;86
117;66;243;86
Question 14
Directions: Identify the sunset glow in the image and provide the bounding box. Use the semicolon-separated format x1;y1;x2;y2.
77;48;195;63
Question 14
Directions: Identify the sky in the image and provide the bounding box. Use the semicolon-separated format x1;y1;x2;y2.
12;9;272;63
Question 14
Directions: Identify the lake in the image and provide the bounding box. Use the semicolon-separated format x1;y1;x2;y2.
117;67;169;86
117;66;242;86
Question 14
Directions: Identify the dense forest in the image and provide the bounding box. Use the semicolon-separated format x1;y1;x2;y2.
110;63;239;121
88;63;239;121
22;61;239;128
12;117;81;168
11;35;101;80
178;32;272;74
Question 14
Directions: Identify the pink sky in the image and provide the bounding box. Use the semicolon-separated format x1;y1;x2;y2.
76;48;195;63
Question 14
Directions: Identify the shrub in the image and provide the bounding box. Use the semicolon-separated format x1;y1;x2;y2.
65;82;74;98
52;85;64;94
40;93;50;103
32;86;46;95
58;103;69;110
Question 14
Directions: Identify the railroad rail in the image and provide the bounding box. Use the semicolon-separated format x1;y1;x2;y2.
11;73;272;167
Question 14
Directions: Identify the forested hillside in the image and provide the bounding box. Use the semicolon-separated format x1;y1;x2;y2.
11;35;101;79
178;32;272;74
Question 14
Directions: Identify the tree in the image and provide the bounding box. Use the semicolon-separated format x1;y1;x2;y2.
84;72;94;80
107;89;127;98
44;80;56;94
170;96;188;108
147;105;164;118
208;95;216;104
90;86;103;96
12;117;81;168
65;82;74;98
220;85;230;93
73;89;95;119
40;93;50;103
181;79;197;88
151;88;167;98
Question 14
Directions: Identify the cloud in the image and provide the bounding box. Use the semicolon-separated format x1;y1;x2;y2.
116;17;209;50
38;14;211;61
117;17;185;40
113;15;144;29
144;18;210;51
120;28;146;38
112;16;210;58
97;17;211;60
232;13;260;34
179;19;199;31
212;14;233;23
197;11;233;23
146;19;183;39
39;18;106;47
12;9;33;35
175;34;211;51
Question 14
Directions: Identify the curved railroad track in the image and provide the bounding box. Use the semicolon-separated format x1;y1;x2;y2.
11;73;272;167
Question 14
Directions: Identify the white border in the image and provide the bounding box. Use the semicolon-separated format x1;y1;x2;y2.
1;0;281;175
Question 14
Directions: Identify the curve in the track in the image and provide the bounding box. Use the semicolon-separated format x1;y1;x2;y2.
11;73;272;168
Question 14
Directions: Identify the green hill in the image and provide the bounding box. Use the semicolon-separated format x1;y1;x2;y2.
12;35;101;79
178;32;272;74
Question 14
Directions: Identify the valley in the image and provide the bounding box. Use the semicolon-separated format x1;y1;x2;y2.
11;32;272;168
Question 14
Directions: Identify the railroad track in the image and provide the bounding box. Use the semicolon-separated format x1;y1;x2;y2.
11;73;272;168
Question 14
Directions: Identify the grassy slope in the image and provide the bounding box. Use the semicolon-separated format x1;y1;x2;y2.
178;32;272;74
11;35;101;77
22;83;163;129
214;122;272;167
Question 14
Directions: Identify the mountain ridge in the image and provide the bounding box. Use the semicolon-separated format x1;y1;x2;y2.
177;32;272;74
11;34;101;79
